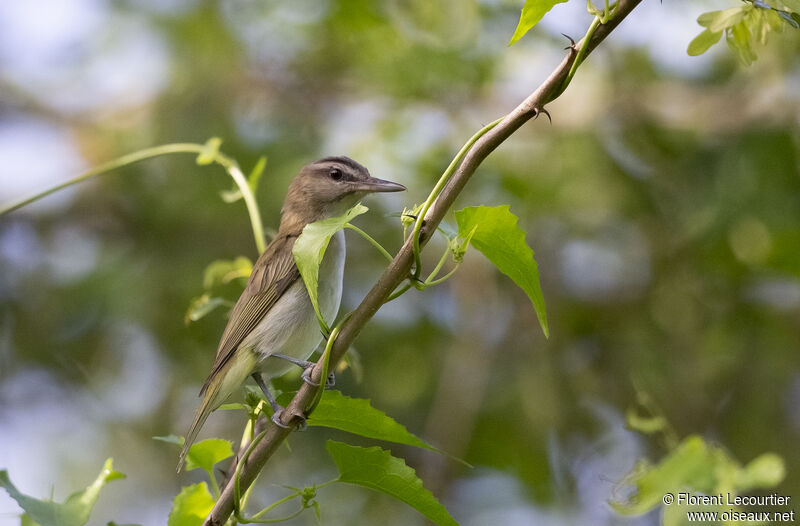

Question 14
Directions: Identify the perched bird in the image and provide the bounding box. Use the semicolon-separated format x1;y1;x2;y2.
178;156;404;470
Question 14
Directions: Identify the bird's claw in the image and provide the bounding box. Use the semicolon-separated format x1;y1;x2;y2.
301;366;335;388
561;33;577;50
271;407;307;430
271;408;291;429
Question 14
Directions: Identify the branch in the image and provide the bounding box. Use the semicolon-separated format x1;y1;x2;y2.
204;2;641;523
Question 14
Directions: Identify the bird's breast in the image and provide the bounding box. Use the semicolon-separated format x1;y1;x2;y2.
243;230;345;377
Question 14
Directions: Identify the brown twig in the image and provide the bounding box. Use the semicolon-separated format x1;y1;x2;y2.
203;2;642;523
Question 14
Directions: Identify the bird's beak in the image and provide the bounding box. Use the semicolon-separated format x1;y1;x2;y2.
352;177;406;193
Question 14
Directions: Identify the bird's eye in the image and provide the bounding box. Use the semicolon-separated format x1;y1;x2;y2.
329;168;343;181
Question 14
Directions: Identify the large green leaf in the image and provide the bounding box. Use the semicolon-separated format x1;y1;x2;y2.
455;205;548;337
293;203;368;328
167;483;215;526
0;459;125;526
326;441;458;526
508;0;569;46
306;390;435;450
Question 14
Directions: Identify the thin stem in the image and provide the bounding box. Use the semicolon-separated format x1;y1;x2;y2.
384;281;412;303
246;493;301;521
560;0;618;97
226;162;267;254
234;428;269;514
344;224;393;262
0;142;267;254
209;472;221;500
410;117;503;279
315;479;339;490
0;143;201;215
560;16;600;95
425;264;461;287
424;248;451;285
308;320;345;413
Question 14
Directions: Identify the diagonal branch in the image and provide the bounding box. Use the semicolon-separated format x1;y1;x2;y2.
204;1;641;523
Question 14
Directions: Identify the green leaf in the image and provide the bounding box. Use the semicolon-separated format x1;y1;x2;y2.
196;137;222;166
697;11;718;28
306;391;435;450
184;294;227;324
727;19;758;65
326;441;458;526
168;483;215;526
293;204;369;329
153;436;233;476
508;0;569;45
687;28;723;55
218;402;249;410
455;205;548;337
184;439;234;474
736;453;786;489
202;257;253;290
0;459;124;526
705;7;747;32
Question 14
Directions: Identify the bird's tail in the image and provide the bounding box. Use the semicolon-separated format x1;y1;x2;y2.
177;351;257;472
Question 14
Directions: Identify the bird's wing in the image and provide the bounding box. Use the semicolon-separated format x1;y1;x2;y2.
200;235;301;394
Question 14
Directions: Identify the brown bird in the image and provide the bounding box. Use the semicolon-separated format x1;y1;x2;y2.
178;156;405;470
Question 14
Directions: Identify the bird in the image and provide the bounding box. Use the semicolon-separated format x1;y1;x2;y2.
177;156;405;470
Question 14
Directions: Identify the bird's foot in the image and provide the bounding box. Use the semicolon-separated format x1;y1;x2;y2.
270;408;291;429
301;366;335;388
272;407;307;431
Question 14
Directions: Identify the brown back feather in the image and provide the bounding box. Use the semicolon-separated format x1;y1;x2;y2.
200;234;301;394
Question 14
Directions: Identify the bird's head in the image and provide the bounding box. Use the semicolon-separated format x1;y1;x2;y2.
280;156;405;233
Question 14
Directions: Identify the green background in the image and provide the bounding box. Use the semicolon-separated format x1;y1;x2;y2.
0;0;798;524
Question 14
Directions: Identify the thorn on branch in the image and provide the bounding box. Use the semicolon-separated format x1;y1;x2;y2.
533;107;551;123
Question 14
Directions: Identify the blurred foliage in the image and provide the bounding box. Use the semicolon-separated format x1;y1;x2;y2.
613;434;785;524
689;0;800;64
1;0;800;525
0;459;124;526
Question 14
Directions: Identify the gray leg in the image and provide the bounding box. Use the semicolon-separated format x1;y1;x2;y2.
271;353;335;388
251;373;290;429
